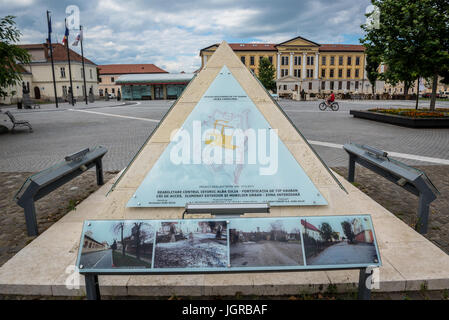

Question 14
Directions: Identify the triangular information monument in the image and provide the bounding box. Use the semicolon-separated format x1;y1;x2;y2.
127;64;327;207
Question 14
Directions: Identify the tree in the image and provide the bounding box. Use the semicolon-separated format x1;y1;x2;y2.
364;46;381;96
320;223;333;242
341;221;355;244
0;15;31;99
112;222;126;256
361;0;449;110
257;57;276;92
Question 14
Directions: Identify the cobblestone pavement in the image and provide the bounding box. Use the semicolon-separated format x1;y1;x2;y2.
333;166;449;254
1;99;448;172
0;171;116;267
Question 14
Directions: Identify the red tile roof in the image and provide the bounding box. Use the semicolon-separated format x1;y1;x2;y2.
229;43;277;51
98;64;168;75
319;44;365;52
18;43;96;65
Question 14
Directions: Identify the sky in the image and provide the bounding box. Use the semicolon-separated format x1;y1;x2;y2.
1;0;372;73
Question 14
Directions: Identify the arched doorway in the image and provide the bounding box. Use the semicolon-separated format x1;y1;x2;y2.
34;87;41;99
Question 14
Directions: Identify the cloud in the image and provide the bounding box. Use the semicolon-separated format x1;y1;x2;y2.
3;0;372;72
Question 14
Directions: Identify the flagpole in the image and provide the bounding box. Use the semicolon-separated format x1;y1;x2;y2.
65;18;75;106
47;11;58;108
80;26;88;105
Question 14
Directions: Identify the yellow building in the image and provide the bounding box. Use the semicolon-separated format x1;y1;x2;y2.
200;36;372;95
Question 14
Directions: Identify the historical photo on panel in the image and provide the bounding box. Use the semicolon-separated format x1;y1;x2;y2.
301;216;379;266
229;218;304;267
79;221;155;269
154;220;228;268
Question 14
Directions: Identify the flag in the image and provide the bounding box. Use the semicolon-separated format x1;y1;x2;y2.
62;22;69;46
72;29;83;46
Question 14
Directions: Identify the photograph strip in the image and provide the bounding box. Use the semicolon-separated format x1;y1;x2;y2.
77;216;381;273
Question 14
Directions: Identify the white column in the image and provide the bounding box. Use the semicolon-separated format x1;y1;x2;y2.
314;52;319;79
276;53;281;79
289;52;294;76
302;53;307;79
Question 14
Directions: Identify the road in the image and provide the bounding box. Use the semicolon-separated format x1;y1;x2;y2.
79;249;113;269
306;242;378;265
230;240;304;267
0;99;448;171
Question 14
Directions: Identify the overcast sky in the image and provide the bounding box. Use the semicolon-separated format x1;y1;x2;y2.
1;0;372;73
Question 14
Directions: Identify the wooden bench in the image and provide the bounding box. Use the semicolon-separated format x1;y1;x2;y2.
76;215;381;300
5;111;33;133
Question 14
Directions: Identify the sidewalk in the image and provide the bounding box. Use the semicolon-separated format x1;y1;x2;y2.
0;100;138;114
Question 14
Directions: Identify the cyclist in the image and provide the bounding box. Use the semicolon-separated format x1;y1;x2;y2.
326;91;335;106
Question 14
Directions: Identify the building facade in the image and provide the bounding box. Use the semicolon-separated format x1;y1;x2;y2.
200;36;376;95
116;73;195;100
98;64;168;97
2;43;98;104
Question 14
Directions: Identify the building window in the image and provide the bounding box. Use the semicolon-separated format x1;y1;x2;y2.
250;56;255;66
281;56;289;66
339;56;344;66
281;69;288;77
309;82;312;90
355;69;360;78
283;85;287;90
306;56;314;65
259;56;264;64
330;81;334;90
347;81;351;90
338;69;343;78
112;88;115;93
268;56;273;64
294;69;301;77
307;69;314;78
99;77;102;83
62;86;67;96
81;68;84;79
321;81;326;90
356;56;361;66
355;81;359;90
321;69;326;78
294;56;301;66
330;56;335;66
60;67;66;78
347;69;351;78
330;69;335;78
89;69;93;79
338;81;342;90
111;77;115;83
241;56;246;64
322;56;326;66
347;56;352;66
250;68;255;74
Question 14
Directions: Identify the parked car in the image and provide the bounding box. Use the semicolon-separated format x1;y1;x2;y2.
108;93;116;99
421;92;441;98
440;91;449;99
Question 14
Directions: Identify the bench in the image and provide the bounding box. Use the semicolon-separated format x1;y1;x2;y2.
343;143;440;234
15;147;108;236
5;111;33;133
76;214;381;300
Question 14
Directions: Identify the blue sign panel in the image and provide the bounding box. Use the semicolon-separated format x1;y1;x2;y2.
128;65;326;207
76;215;381;274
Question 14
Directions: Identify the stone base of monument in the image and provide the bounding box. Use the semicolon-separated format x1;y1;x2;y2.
0;170;448;297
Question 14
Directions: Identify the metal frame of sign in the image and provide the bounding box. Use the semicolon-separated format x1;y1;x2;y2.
76;215;381;274
76;215;380;300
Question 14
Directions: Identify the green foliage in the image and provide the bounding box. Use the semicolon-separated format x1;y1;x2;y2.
0;16;31;99
361;0;449;109
257;57;276;92
320;222;333;242
341;221;355;243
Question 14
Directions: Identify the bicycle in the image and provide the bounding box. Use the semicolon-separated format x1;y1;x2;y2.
319;100;340;111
